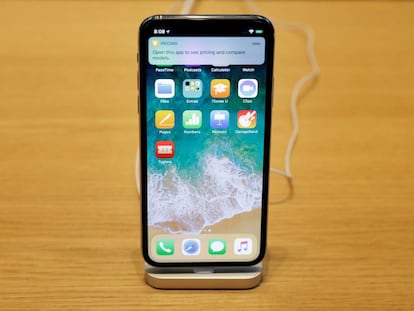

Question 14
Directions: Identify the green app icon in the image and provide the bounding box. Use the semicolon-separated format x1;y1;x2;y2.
183;110;202;129
208;239;226;255
156;239;174;256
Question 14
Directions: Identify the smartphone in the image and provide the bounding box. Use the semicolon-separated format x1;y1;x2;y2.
138;15;274;267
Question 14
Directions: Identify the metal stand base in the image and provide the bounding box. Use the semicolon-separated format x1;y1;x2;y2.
145;263;263;289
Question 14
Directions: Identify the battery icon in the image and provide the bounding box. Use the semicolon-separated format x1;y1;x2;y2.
255;29;263;34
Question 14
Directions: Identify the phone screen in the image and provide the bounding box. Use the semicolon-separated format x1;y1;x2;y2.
139;16;274;266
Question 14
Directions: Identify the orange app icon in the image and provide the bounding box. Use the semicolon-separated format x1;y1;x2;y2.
155;110;175;129
210;79;230;98
237;110;257;129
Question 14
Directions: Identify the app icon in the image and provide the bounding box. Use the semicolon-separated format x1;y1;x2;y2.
210;110;229;129
208;239;226;255
156;239;174;255
151;39;159;48
182;239;201;255
155;79;175;98
234;238;253;255
183;79;202;98
155;141;174;158
210;79;230;98
238;79;258;98
237;110;257;129
155;110;175;129
183;110;202;129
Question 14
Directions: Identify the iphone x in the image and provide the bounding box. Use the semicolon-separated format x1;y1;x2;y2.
138;15;274;267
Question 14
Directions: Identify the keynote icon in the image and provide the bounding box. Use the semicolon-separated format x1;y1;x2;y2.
210;110;229;129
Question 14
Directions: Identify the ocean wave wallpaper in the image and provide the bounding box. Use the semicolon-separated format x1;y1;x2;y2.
145;64;267;235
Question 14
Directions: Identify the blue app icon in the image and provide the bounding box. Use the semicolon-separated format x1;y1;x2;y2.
155;79;175;98
182;239;200;255
210;110;229;129
183;79;202;98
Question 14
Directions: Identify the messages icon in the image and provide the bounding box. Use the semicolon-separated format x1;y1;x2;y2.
208;239;226;255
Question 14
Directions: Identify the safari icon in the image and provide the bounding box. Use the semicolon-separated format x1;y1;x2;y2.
208;238;226;255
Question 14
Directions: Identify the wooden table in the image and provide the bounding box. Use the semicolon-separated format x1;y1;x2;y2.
1;1;413;310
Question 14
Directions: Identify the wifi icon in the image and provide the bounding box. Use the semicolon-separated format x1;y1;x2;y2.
248;29;254;34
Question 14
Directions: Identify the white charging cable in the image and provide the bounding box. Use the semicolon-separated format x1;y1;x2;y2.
245;0;320;182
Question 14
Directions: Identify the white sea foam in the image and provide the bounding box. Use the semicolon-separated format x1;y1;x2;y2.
147;155;262;233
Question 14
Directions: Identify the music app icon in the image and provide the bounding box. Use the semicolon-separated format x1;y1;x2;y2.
234;238;253;255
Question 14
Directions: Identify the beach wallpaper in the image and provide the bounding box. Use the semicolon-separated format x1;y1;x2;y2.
145;64;268;241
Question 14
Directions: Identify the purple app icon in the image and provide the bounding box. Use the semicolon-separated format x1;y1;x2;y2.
238;79;258;98
210;110;229;129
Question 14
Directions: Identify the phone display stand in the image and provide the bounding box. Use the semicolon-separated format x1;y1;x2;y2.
137;154;263;289
145;263;262;289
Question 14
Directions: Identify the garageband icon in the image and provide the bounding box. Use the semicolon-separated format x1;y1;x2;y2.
234;238;253;255
237;110;257;129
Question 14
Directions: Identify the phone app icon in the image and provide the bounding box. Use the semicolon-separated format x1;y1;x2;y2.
182;239;201;255
238;79;258;98
155;141;174;158
210;110;229;129
183;110;202;129
183;79;202;98
234;238;253;255
237;110;257;129
208;239;226;255
155;110;175;129
210;79;230;98
155;79;175;98
156;239;174;256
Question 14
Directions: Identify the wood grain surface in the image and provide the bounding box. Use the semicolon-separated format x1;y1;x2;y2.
0;1;413;310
